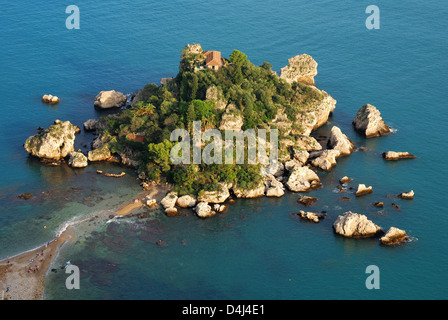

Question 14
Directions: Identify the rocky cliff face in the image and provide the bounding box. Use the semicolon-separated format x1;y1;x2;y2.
24;120;77;160
280;54;318;86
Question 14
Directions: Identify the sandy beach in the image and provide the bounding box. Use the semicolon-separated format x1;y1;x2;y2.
0;183;169;300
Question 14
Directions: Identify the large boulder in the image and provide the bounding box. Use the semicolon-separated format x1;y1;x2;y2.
264;174;285;198
176;195;197;208
327;126;355;156
280;54;318;86
309;149;340;171
333;211;382;238
194;202;216;218
68;151;88;168
285;166;321;192
353;104;391;138
24;120;77;160
87;144;111;162
380;227;409;245
160;192;178;209
94;90;127;109
382;151;416;160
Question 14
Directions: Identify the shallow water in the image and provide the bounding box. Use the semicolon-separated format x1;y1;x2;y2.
1;0;447;299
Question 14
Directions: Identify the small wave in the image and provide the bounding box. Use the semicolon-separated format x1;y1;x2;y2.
389;127;398;134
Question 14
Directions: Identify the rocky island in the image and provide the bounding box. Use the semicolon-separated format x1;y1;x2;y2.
23;44;414;243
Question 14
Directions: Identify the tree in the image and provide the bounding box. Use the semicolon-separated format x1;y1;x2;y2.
229;50;247;85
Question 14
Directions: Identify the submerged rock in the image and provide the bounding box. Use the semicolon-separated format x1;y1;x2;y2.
380;227;409;245
353;104;391;138
297;196;318;206
24;120;76;160
373;201;384;207
333;211;382;238
94;90;127;109
355;184;373;196
382;151;416;160
285;166;321;192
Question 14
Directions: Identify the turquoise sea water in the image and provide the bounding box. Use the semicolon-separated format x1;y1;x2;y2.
0;0;447;299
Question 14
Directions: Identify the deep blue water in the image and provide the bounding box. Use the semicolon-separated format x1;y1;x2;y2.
0;0;447;299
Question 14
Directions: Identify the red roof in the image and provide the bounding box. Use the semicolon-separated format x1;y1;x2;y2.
204;51;223;66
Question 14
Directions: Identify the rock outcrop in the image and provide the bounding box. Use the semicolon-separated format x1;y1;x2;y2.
380;227;409;245
382;151;416;160
353;104;390;138
295;90;336;135
68;151;88;168
42;94;60;104
327;126;355;156
339;176;351;184
194;202;215;218
83;119;98;132
176;195;197;208
280;54;318;86
309;149;340;171
232;183;266;199
264;175;285;198
398;190;414;199
285;166;321;192
198;184;230;203
219;112;244;131
160;192;178;209
24;120;76;160
87;144;111;162
298;210;325;223
94;90;127;109
355;184;373;196
333;211;382;238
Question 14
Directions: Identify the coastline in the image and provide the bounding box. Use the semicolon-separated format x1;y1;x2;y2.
0;183;169;300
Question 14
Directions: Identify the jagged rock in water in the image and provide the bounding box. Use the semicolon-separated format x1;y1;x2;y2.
355;184;373;196
380;227;409;245
298;210;325;223
333;211;382;238
382;151;416;160
297;196;318;206
353;104;390;138
398;190;414;199
83;119;98;131
327;126;356;156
